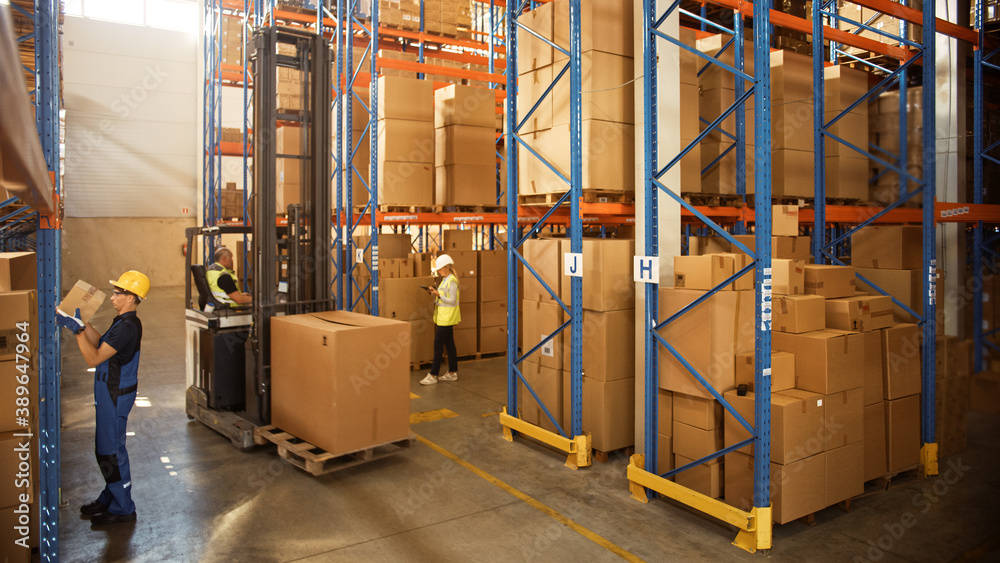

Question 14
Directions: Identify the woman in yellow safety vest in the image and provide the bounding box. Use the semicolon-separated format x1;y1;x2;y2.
420;253;461;385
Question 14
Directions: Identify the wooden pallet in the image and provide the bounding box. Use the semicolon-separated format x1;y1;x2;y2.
376;204;437;214
682;193;745;207
275;3;316;16
254;425;416;476
518;190;634;206
593;446;634;464
438;204;507;214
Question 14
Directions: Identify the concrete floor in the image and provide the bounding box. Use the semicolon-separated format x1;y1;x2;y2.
58;286;1000;562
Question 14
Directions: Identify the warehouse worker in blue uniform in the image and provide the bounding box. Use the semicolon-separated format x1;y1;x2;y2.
57;270;149;526
420;254;460;386
206;247;251;306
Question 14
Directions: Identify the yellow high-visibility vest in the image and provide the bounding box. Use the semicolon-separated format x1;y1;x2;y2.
433;274;461;326
206;262;239;305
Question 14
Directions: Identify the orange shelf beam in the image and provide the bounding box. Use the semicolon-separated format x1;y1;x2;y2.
849;0;979;45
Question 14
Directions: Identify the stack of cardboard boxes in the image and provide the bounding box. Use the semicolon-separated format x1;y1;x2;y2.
674;29;700;194
520;237;636;452
824;65;870;200
935;335;971;457
220;15;245;67
434;84;497;206
478;249;508;355
867;88;924;206
377;76;435;205
220;182;245;219
836;1;923;55
0;252;39;562
516;0;635;197
696;35;755;195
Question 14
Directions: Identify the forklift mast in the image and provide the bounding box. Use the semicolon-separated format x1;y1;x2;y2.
245;26;334;426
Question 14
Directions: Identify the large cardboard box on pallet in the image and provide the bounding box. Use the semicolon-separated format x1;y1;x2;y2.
434;83;495;129
516;2;553;74
552;0;634;59
378;161;435;205
434;125;495;167
379;277;436;322
852;226;923;270
883;323;922;400
826;441;865;505
435;164;496;207
378;119;435;163
0;252;35;292
673;393;723;430
517;65;554;133
519;360;563;434
377;75;434;121
724;388;825;464
561;308;634;382
824;387;864;450
725;450;827;524
885;394;921;472
864;402;887;481
773;294;826;333
522;300;565;370
522;238;562;303
518;120;634;194
825;295;893;333
658;288;755;399
773;329;864;394
553;50;634;126
559;238;635;311
582;375;635;452
270;311;411;457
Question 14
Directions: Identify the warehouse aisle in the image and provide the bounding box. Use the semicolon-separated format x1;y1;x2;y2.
58;287;1000;562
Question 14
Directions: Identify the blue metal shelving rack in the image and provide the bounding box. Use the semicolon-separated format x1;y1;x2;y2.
342;0;381;315
1;0;65;557
498;0;591;470
811;0;940;474
625;0;773;552
973;0;998;373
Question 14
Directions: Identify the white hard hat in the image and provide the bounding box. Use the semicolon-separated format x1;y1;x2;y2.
432;253;454;274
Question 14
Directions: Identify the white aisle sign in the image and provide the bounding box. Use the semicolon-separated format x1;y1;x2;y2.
564;252;583;277
634;256;659;284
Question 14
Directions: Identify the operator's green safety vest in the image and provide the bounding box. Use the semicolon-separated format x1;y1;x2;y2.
206;262;239;305
433;274;461;326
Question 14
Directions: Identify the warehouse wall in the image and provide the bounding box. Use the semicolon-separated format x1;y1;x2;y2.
61;15;198;290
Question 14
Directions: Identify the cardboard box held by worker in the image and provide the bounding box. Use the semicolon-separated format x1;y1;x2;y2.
58;280;107;323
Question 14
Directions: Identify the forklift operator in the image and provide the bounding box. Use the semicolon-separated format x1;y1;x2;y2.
207;247;252;307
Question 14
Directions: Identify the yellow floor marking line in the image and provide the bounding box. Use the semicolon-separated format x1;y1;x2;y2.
481;411;501;417
410;392;420;400
415;434;644;563
409;408;459;425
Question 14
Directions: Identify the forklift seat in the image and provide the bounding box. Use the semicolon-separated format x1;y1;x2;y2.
191;264;221;311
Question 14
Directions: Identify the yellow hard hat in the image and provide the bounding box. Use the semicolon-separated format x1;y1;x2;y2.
110;270;150;299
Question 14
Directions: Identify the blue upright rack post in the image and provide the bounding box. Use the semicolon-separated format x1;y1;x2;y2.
919;0;938;475
626;1;771;552
499;0;591;470
35;1;62;557
334;0;346;309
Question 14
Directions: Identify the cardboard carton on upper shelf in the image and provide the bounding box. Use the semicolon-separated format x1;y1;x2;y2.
434;83;496;129
377;75;434;122
672;420;723;461
804;264;856;299
522;238;562;303
519;120;635;194
658;288;754;399
772;259;805;295
552;0;634;60
772;294;826;334
673;254;732;291
516;2;553;74
517;65;554;133
378;161;434;206
729;235;811;262
435;164;496;207
377;119;435;163
724;388;824;464
434;125;495;167
825;295;893;333
270;311;411;458
0;253;35;293
852;226;923;270
553;50;635;126
442;229;474;252
773;329;864;394
773;205;800;237
854;267;922;324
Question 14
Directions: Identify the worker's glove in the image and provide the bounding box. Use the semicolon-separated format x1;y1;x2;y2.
56;308;85;335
